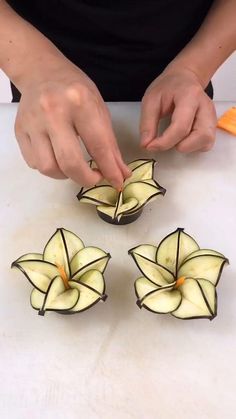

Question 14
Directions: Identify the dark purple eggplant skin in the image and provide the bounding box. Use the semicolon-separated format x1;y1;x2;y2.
55;295;107;315
96;208;143;225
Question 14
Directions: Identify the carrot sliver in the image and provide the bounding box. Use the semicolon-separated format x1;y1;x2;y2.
217;107;236;136
56;264;70;289
175;276;186;289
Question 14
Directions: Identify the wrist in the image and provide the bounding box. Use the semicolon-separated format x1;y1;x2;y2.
163;58;211;89
161;62;207;89
12;48;68;92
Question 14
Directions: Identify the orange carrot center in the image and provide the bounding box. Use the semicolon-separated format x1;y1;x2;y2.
56;264;70;289
175;276;185;289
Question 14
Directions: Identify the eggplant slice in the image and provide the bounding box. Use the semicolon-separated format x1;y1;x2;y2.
43;228;84;277
172;278;216;320
37;276;80;316
156;228;199;276
11;259;59;293
141;288;182;314
129;251;174;286
70;246;110;279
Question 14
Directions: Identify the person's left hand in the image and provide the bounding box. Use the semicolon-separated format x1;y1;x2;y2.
140;68;217;153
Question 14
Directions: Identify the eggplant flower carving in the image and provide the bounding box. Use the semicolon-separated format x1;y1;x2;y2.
11;228;110;316
129;228;229;320
77;159;166;225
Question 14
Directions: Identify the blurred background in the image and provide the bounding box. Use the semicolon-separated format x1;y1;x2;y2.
0;53;235;102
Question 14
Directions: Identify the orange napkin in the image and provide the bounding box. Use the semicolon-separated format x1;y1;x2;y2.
217;106;236;136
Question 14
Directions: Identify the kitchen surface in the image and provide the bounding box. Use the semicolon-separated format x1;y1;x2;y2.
0;102;236;419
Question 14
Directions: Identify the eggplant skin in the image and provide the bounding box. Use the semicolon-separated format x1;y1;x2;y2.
97;208;143;225
55;298;106;315
33;294;107;315
137;299;216;320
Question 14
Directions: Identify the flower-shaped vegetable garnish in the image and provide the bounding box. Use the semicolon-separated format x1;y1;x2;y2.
77;159;166;225
11;228;110;316
129;228;229;320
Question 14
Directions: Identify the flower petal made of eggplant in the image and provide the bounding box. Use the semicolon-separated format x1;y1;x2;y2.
68;282;101;312
12;260;58;292
69;275;105;313
71;246;110;279
172;278;215;319
197;278;217;317
123;180;163;208
78;185;118;206
156;228;199;276
135;276;161;300
128;159;152;171
130;252;174;286
96;204;116;219
124;160;155;186
13;253;43;262
178;254;228;286
141;287;182;314
43;228;84;277
75;269;105;295
30;288;46;311
40;276;79;314
129;244;158;262
183;248;226;262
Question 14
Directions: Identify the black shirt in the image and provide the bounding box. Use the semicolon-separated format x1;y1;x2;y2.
8;0;214;101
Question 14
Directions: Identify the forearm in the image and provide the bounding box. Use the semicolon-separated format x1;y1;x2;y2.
166;0;236;87
0;1;64;90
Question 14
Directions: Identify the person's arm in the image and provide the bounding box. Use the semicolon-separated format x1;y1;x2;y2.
0;1;64;89
0;1;130;188
140;0;236;153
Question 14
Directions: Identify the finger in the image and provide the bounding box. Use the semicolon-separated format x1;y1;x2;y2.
29;131;67;179
103;106;131;179
93;125;131;180
112;143;132;179
116;154;132;179
146;95;198;151
140;94;162;147
175;127;216;153
15;132;36;169
86;142;124;190
48;122;103;186
176;100;217;153
74;115;125;190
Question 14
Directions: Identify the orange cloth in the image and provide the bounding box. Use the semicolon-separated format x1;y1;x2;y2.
217;107;236;136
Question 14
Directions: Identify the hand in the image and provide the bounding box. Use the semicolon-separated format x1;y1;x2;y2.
14;57;131;188
140;68;217;153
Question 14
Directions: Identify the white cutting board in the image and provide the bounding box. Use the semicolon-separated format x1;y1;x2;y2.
0;103;236;419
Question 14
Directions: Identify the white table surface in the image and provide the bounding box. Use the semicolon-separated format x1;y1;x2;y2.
0;102;236;419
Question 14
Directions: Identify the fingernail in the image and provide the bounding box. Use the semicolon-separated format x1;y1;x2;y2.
112;177;124;191
125;168;132;178
146;143;158;152
141;131;152;147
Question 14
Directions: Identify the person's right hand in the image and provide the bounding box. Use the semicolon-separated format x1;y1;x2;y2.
14;56;131;189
